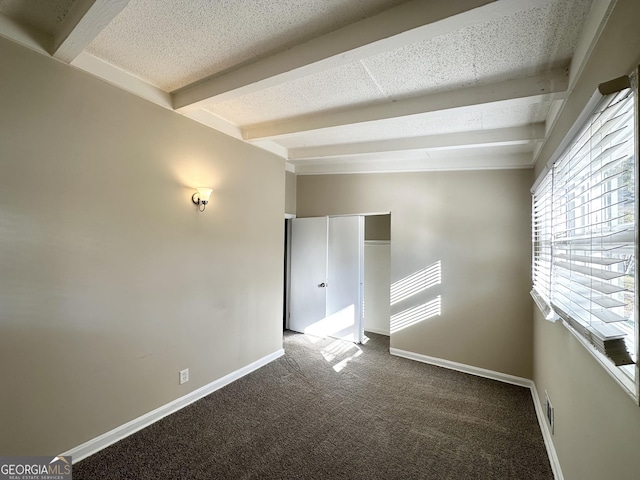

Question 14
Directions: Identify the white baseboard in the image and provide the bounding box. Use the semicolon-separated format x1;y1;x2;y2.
389;348;531;387
389;348;563;480
365;327;390;337
61;348;285;464
530;383;564;480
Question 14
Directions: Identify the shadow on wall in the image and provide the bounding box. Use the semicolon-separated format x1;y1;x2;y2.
390;261;442;334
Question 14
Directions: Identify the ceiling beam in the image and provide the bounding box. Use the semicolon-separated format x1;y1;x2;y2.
71;51;172;108
171;110;289;158
172;0;558;111
245;69;568;141
288;124;545;160
52;0;129;63
566;0;616;90
533;0;616;168
292;152;534;175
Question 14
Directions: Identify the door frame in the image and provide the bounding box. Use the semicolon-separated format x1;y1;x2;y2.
283;214;295;331
284;212;392;342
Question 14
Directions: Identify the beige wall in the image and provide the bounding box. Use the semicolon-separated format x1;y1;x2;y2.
0;37;285;455
297;169;533;378
285;170;296;215
533;311;640;479
531;1;640;478
364;243;391;336
365;214;391;241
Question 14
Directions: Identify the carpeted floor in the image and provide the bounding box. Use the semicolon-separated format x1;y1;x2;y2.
73;331;553;479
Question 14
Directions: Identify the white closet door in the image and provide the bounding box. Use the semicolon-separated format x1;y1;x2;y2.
289;216;364;343
326;216;364;342
289;217;328;335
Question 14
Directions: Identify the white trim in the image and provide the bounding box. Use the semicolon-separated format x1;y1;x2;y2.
532;0;615;168
530;288;560;323
530;165;550;193
285;213;296;219
389;347;564;480
288;124;545;160
330;211;391;217
71;52;173;109
364;240;390;246
364;327;390;337
52;0;130;63
561;319;637;402
543;88;603;171
177;108;243;139
566;0;616;90
242;139;289;159
293;153;534;175
530;383;564;480
244;70;568;141
296;165;534;175
357;215;366;344
60;348;285;464
389;348;531;387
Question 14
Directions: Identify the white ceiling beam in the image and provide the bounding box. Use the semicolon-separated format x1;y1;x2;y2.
567;0;616;90
173;110;289;158
249;140;289;159
52;0;129;63
245;69;568;141
288;124;545;160
533;0;616;168
71;52;172;108
293;152;534;175
176;109;244;139
172;0;557;111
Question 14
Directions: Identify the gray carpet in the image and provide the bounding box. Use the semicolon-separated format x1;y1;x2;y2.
73;331;553;479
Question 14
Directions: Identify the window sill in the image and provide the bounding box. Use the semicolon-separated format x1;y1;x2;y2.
530;288;560;322
561;319;639;404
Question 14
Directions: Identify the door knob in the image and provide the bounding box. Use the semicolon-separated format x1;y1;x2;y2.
318;282;327;288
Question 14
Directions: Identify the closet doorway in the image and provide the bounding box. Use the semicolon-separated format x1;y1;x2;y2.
284;213;391;342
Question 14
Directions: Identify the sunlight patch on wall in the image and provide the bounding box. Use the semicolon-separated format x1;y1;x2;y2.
390;296;442;334
390;261;441;306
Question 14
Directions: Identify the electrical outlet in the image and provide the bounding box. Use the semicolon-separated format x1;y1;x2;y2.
179;368;189;385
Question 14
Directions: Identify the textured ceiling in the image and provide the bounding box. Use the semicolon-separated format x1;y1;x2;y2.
204;61;388;126
87;0;406;91
203;0;590;127
0;0;602;173
360;0;590;98
277;101;551;150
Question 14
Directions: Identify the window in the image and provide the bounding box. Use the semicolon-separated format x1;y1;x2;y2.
532;169;554;319
531;74;638;400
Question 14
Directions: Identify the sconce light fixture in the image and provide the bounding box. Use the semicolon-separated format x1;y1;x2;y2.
192;187;213;212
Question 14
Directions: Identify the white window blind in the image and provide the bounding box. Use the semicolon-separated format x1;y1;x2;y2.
550;87;636;367
532;74;637;390
531;171;554;319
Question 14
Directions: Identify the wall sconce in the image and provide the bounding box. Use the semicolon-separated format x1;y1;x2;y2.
192;187;213;212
